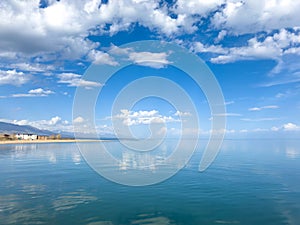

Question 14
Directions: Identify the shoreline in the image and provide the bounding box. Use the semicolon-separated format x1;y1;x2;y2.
0;139;105;145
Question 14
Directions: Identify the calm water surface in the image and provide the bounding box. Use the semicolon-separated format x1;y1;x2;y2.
0;139;300;225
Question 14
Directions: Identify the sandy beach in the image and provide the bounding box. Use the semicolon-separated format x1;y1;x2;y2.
0;139;104;145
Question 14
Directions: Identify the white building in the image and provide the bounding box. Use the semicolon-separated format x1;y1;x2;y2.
15;133;38;140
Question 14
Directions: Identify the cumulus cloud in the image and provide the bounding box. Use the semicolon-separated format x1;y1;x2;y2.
192;42;228;54
11;88;54;97
211;0;300;34
270;123;300;132
0;0;190;64
73;116;85;124
88;49;118;66
6;116;71;132
210;35;282;63
0;69;31;86
48;116;62;125
57;73;102;88
283;123;300;131
114;109;179;126
0;0;299;72
215;30;227;43
173;0;224;16
193;29;300;67
0;1;97;60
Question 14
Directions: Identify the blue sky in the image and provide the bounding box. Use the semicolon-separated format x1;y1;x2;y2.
0;0;300;138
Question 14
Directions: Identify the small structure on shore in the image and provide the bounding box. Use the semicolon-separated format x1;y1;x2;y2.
15;133;38;140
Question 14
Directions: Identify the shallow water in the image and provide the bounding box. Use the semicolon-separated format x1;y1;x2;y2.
0;139;299;225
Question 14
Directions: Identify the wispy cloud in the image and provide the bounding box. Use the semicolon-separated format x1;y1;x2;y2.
57;73;102;89
174;111;192;117
260;77;300;87
128;51;171;69
9;63;55;72
248;105;279;111
11;88;54;98
225;101;235;105
212;113;241;117
241;117;280;122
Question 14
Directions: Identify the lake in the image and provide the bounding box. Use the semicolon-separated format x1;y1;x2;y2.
0;139;300;225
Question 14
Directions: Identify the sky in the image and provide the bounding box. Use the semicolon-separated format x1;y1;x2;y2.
0;0;300;138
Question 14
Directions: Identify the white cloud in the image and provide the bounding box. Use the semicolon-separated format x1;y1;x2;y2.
215;30;227;43
128;51;171;68
109;45;132;55
114;109;179;126
7;116;71;132
0;69;31;86
248;105;279;111
210;35;282;63
241;118;279;122
0;0;299;72
57;73;102;88
49;116;61;125
73;116;85;124
283;123;300;131
194;29;300;67
225;100;234;105
271;126;280;131
11;88;54;98
275;90;293;99
211;0;300;34
212;113;241;117
109;46;172;68
192;42;228;54
261;76;300;87
13;119;30;126
1;0;300;97
88;49;118;66
239;129;248;133
174;111;192;117
0;1;98;60
96;0;191;35
173;0;225;17
7;63;55;72
252;128;269;132
0;0;190;64
270;123;300;132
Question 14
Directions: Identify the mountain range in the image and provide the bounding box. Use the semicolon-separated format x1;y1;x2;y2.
0;121;55;136
0;121;117;139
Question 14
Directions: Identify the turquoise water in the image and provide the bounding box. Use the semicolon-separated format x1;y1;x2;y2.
0;140;300;225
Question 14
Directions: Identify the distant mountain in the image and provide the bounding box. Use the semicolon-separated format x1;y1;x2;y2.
0;122;55;136
0;121;118;139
